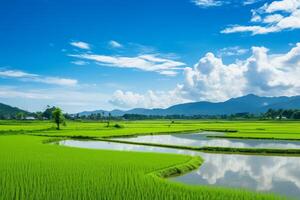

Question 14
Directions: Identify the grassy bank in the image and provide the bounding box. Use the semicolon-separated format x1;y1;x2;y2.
93;138;300;156
150;156;203;178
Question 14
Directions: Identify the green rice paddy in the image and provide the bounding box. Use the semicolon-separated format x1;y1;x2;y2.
1;120;299;199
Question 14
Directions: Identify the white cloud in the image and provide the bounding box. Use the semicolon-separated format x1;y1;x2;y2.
222;0;300;35
71;60;89;66
191;0;225;7
0;86;111;113
36;77;78;86
159;70;178;76
109;43;300;108
70;41;91;50
109;88;188;109
265;0;300;13
0;70;36;78
218;46;249;57
69;53;185;76
0;87;51;99
181;43;300;101
181;52;246;102
243;0;264;5
109;40;123;48
0;69;78;86
251;10;262;22
262;14;284;23
192;0;263;7
222;25;279;35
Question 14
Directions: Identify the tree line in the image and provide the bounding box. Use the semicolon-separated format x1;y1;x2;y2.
67;109;300;120
5;107;300;121
120;109;300;120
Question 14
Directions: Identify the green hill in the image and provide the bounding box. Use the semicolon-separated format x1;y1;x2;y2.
0;103;28;119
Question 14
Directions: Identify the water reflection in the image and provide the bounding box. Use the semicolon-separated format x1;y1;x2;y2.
60;140;188;154
174;153;300;199
60;140;300;198
114;132;300;149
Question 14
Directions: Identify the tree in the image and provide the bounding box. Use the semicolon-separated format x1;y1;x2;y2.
265;109;277;119
106;112;112;127
292;111;300;119
43;105;56;119
16;112;25;120
34;111;43;120
52;108;65;130
277;109;284;120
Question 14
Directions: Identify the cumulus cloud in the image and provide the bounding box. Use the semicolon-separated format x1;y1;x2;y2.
222;0;300;35
109;40;123;48
70;41;91;50
191;0;225;7
0;69;78;86
181;52;246;102
182;43;300;101
109;43;300;108
69;53;186;76
109;88;189;109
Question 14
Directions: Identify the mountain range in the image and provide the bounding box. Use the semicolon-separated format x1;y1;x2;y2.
78;94;300;116
1;94;300;117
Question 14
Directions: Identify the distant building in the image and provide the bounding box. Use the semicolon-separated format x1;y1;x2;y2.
275;116;287;120
25;116;36;120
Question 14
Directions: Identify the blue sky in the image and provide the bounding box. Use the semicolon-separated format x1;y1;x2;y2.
1;0;300;113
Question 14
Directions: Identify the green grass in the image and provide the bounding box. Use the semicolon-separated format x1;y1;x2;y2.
202;121;300;140
0;120;299;199
0;120;53;133
0;120;205;137
0;135;283;200
1;120;299;140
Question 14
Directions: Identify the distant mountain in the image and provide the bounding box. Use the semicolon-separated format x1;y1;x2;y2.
78;109;125;117
0;103;28;117
77;94;300;116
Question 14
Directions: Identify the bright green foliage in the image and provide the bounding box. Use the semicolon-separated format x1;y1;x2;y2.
0;135;283;200
52;108;65;130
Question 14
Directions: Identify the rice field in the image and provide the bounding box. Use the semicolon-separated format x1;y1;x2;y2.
2;120;299;140
0;135;283;200
0;120;299;199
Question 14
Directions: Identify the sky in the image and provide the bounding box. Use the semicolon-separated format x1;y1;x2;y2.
1;0;300;113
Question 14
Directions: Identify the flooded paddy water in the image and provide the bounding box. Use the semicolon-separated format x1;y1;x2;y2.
59;132;300;199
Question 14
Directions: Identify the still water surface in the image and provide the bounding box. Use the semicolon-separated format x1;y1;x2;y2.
60;138;300;199
113;132;300;149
